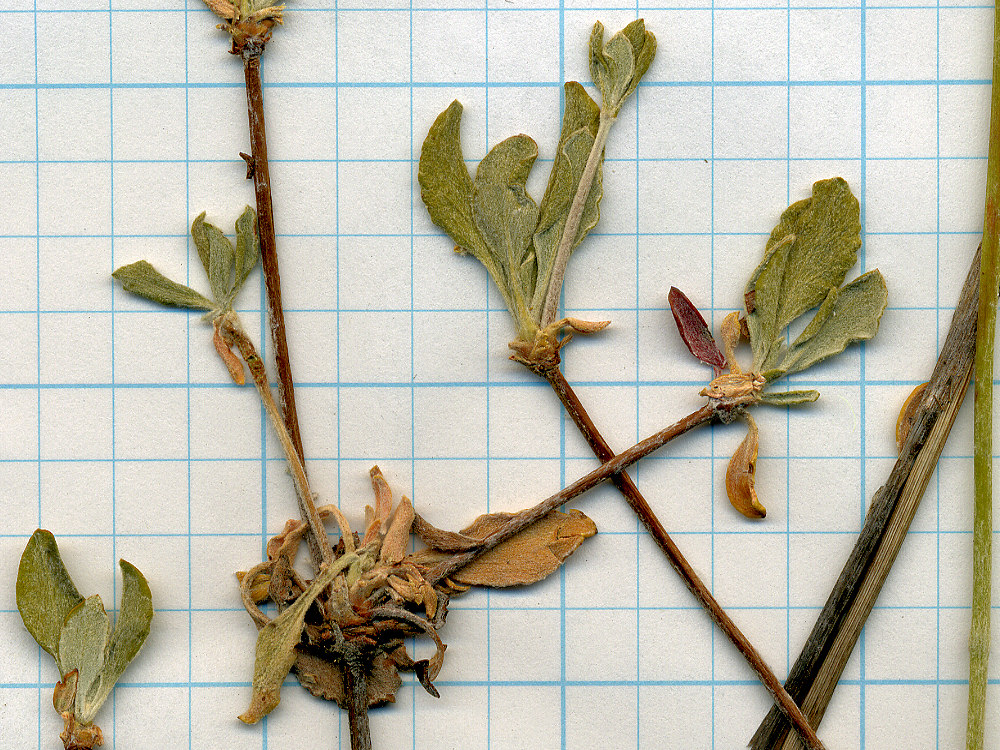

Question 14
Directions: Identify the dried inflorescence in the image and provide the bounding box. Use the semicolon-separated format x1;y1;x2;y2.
203;0;285;52
236;467;596;721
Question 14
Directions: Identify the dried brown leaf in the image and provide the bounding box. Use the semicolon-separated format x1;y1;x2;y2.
213;322;245;385
411;513;483;553
379;496;414;566
410;509;596;587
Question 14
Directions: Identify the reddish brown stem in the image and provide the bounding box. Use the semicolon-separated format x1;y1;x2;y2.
427;405;713;582
242;42;306;465
541;367;824;750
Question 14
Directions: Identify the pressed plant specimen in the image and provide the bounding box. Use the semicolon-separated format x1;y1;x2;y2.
418;19;887;749
16;530;153;750
112;112;598;750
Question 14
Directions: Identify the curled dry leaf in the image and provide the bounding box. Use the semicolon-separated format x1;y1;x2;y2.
53;669;78;714
726;416;766;519
719;311;744;373
896;382;929;454
412;514;483;553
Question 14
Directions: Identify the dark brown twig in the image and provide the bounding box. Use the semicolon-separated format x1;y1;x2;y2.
342;646;373;750
540;366;825;750
426;403;715;583
751;244;983;749
241;40;306;465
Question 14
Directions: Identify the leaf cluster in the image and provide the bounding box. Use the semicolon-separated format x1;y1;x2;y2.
745;177;887;383
16;530;153;744
418;20;654;345
667;178;888;519
113;207;260;315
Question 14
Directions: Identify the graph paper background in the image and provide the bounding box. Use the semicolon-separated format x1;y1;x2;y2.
0;0;996;747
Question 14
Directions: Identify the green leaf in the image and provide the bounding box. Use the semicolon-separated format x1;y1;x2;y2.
57;595;110;722
745;177;863;370
80;560;153;723
589;22;612;107
239;561;339;724
602;32;636;110
16;529;84;660
232;206;261;302
531;82;602;316
621;19;657;100
759;389;821;406
418;102;522;319
589;20;656;114
190;211;213;278
203;219;236;303
772;270;888;377
112;260;215;311
471;134;540;323
418;101;491;260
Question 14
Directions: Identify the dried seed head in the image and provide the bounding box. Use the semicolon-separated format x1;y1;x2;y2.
726;416;766;519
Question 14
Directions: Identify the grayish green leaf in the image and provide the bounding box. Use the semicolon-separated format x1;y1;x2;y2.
531;82;602;316
418;102;525;324
57;595;110;722
203;219;236;302
190;211;213;278
239;561;339;724
792;285;839;347
232;206;261;301
759;390;821;406
81;560;153;723
471;134;540;319
773;270;888;377
418;101;491;261
745;178;863;370
589;20;656;115
112;260;215;311
16;530;83;660
621;19;656;99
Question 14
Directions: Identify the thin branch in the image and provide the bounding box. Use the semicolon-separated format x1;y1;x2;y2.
221;313;332;569
242;43;307;466
425;404;714;584
541;367;825;750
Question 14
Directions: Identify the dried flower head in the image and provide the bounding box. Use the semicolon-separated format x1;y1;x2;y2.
236;467;596;721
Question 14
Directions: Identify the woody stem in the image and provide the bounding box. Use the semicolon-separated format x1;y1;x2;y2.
540;366;824;750
241;40;306;466
342;645;372;750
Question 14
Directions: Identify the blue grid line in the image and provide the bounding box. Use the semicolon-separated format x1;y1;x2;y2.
4;3;986;748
